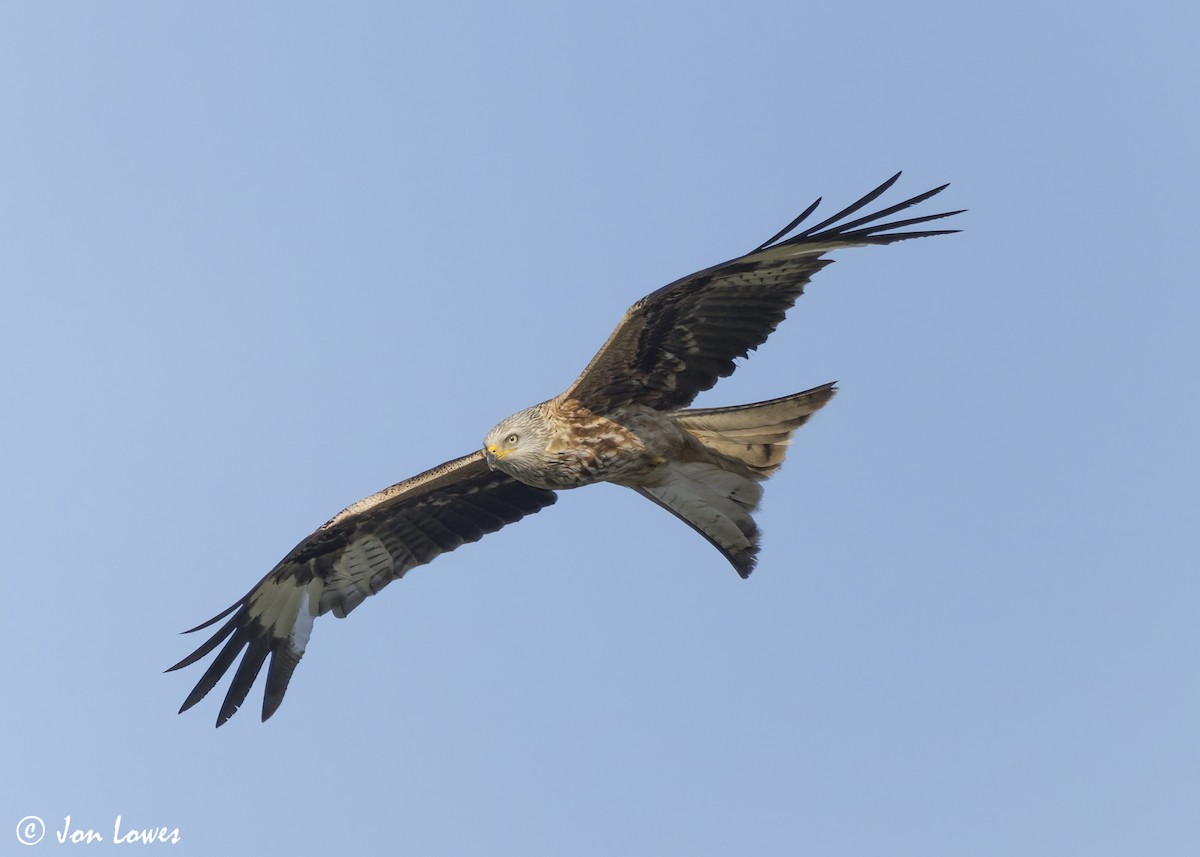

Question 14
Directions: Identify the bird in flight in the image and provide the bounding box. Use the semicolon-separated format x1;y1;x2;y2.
169;173;962;726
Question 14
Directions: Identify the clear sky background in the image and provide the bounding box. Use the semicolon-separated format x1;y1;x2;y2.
2;2;1197;855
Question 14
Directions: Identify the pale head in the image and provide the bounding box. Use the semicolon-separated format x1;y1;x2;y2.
483;406;552;482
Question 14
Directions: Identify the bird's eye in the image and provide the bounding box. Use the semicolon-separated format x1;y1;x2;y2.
505;433;519;445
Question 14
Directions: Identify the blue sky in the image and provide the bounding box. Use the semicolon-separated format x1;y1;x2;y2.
3;2;1197;855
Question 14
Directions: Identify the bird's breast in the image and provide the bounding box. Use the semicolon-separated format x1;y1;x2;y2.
532;399;683;489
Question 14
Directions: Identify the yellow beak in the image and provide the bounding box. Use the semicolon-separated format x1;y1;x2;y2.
484;445;510;468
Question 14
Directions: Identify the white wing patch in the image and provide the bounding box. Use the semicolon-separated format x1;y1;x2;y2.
247;577;307;639
290;591;314;655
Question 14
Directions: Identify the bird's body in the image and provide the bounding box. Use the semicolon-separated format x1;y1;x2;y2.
169;174;963;726
485;386;838;574
489;398;688;490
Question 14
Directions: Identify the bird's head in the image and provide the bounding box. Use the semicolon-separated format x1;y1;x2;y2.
483;407;550;480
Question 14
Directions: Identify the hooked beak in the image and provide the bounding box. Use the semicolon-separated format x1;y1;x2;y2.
484;445;500;469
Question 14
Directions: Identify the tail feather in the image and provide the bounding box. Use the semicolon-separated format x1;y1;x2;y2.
674;383;836;477
633;464;762;576
635;384;836;577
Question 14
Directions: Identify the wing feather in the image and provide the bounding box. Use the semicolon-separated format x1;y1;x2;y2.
167;451;556;726
564;174;962;412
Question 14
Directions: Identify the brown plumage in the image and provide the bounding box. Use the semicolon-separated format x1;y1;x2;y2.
169;173;962;725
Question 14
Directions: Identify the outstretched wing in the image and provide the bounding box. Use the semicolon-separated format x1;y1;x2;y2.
167;451;556;726
564;173;963;412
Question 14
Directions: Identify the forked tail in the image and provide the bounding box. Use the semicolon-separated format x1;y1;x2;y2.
634;383;836;577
